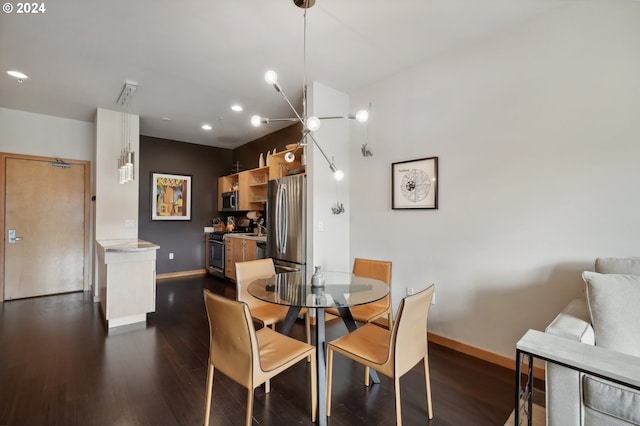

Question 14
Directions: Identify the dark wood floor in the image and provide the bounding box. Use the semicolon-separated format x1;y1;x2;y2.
0;275;518;425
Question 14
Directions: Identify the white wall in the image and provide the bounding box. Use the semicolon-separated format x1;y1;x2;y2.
308;81;351;272
349;1;640;359
0;107;94;160
94;108;139;241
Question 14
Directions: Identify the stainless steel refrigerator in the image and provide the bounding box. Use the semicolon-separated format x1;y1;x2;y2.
267;174;306;272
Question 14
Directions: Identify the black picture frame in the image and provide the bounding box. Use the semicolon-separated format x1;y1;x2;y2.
391;157;438;210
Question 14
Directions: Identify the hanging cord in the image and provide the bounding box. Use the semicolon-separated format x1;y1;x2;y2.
361;101;373;157
331;182;345;215
302;4;307;120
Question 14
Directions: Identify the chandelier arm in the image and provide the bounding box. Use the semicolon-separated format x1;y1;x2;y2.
316;115;357;120
262;118;300;123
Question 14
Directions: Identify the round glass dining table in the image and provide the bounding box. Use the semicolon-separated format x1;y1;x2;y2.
248;270;389;426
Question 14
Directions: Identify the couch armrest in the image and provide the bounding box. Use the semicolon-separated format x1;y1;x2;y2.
545;298;595;345
545;298;594;426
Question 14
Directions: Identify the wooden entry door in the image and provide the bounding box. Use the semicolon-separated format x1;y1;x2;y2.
2;155;89;300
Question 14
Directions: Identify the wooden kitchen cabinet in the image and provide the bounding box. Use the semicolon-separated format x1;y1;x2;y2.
224;236;257;281
218;173;239;210
217;149;305;213
268;148;304;180
246;167;268;210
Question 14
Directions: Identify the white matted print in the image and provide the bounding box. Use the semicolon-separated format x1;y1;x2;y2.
392;157;438;209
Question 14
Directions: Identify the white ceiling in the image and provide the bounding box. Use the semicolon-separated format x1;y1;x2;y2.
0;0;571;148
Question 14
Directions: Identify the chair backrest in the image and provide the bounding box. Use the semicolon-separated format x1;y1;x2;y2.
235;258;276;308
390;285;435;377
203;290;258;388
353;258;392;285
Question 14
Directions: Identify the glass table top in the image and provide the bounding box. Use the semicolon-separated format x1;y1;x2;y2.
247;270;389;309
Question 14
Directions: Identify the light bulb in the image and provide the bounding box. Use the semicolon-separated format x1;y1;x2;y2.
355;109;369;122
284;152;295;163
306;116;321;131
264;70;278;85
333;169;345;181
251;115;262;127
7;70;28;80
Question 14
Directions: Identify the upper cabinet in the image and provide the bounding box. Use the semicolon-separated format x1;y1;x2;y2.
217;148;305;212
240;167;268;211
268;149;304;180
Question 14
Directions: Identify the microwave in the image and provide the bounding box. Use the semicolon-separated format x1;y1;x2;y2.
221;191;239;211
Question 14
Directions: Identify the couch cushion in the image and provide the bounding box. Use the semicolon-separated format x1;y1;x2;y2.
595;257;640;275
583;271;640;357
583;375;640;425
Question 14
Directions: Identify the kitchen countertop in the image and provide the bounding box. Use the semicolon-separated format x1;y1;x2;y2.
224;233;267;242
97;239;160;252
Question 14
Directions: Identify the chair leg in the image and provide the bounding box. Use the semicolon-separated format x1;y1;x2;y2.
394;376;403;426
305;312;311;362
310;351;317;422
424;356;433;419
246;388;254;426
326;347;334;416
203;364;215;426
265;378;270;393
364;366;370;387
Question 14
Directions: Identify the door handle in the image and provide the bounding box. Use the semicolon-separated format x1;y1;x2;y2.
8;229;23;244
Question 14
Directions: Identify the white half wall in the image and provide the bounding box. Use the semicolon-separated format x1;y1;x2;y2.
94;108;140;240
349;0;640;359
307;81;351;272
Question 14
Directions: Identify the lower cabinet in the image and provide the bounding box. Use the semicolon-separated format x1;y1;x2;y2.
224;236;257;281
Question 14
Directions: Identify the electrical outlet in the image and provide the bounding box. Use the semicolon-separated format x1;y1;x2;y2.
125;219;135;228
406;287;415;296
431;291;436;305
169;253;174;260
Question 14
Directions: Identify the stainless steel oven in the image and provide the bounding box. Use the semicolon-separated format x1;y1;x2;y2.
208;232;225;278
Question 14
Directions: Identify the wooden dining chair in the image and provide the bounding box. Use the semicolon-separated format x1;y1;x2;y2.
325;257;393;328
235;258;311;346
326;285;435;426
203;290;317;426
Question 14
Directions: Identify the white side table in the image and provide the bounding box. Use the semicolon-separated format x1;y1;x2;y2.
515;329;640;426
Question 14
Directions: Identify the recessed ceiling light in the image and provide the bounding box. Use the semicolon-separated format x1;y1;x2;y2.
6;70;28;81
202;124;212;131
231;104;243;112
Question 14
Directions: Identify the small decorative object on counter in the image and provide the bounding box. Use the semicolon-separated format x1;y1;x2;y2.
311;266;325;288
259;153;265;168
212;217;225;232
226;216;235;232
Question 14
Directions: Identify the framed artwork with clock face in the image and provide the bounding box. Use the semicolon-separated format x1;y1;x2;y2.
392;157;438;209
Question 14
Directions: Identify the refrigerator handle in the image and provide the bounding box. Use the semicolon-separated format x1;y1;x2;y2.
275;183;282;253
280;184;288;254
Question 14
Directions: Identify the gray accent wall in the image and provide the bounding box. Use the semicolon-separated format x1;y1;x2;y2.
138;136;231;274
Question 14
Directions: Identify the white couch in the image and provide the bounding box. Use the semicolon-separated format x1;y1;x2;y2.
545;257;640;426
